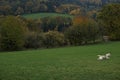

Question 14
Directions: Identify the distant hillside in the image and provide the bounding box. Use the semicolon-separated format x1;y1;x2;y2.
22;13;73;19
0;0;120;16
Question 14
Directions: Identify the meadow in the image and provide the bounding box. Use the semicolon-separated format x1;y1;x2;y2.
0;41;120;80
22;13;73;19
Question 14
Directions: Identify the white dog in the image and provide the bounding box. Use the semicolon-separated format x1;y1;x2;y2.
97;53;111;60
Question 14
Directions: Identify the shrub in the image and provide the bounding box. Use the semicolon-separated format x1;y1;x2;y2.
24;32;44;49
43;31;65;48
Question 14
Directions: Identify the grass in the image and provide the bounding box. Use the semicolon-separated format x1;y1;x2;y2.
0;41;120;80
22;13;74;19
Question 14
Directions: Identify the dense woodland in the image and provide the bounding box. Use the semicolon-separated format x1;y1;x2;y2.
0;0;120;16
0;1;120;51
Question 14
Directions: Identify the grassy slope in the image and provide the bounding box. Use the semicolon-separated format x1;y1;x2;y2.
0;42;120;80
22;13;73;19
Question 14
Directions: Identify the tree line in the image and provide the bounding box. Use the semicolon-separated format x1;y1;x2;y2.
0;0;119;16
0;3;120;51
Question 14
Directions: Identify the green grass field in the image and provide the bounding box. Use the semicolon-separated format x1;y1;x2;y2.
0;42;120;80
22;13;73;19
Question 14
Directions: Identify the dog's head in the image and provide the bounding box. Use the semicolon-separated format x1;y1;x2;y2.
106;53;111;57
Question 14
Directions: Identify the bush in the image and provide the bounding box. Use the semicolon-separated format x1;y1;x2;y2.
43;31;65;48
24;32;44;49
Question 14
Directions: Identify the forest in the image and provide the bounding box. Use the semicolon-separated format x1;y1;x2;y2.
0;1;120;51
0;3;120;51
0;0;120;16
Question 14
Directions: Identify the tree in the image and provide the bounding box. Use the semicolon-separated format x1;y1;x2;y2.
26;19;42;32
15;7;24;15
0;32;1;50
97;4;120;40
0;5;12;15
65;16;99;45
0;16;27;51
25;1;33;13
39;4;48;12
65;26;83;45
41;17;72;32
